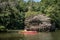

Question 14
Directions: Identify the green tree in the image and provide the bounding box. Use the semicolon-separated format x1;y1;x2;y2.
0;0;25;30
40;0;60;29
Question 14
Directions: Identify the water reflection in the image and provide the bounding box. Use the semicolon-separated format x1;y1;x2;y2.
51;30;60;40
0;30;60;40
24;32;53;40
0;33;23;40
22;30;60;40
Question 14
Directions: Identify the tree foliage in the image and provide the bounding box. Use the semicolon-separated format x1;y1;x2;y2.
0;0;60;30
40;0;60;29
0;0;26;30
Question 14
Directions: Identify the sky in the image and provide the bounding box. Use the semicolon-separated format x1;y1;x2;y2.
24;0;41;2
33;0;41;2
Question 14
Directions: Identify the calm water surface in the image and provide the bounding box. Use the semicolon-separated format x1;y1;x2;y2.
0;30;60;40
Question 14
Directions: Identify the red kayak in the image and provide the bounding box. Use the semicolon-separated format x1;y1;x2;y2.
21;31;37;35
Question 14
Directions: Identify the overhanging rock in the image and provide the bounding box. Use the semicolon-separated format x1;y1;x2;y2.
25;14;55;32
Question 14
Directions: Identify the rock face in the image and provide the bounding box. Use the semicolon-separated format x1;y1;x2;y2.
25;14;55;32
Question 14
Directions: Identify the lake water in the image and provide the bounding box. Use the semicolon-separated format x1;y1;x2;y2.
0;30;60;40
